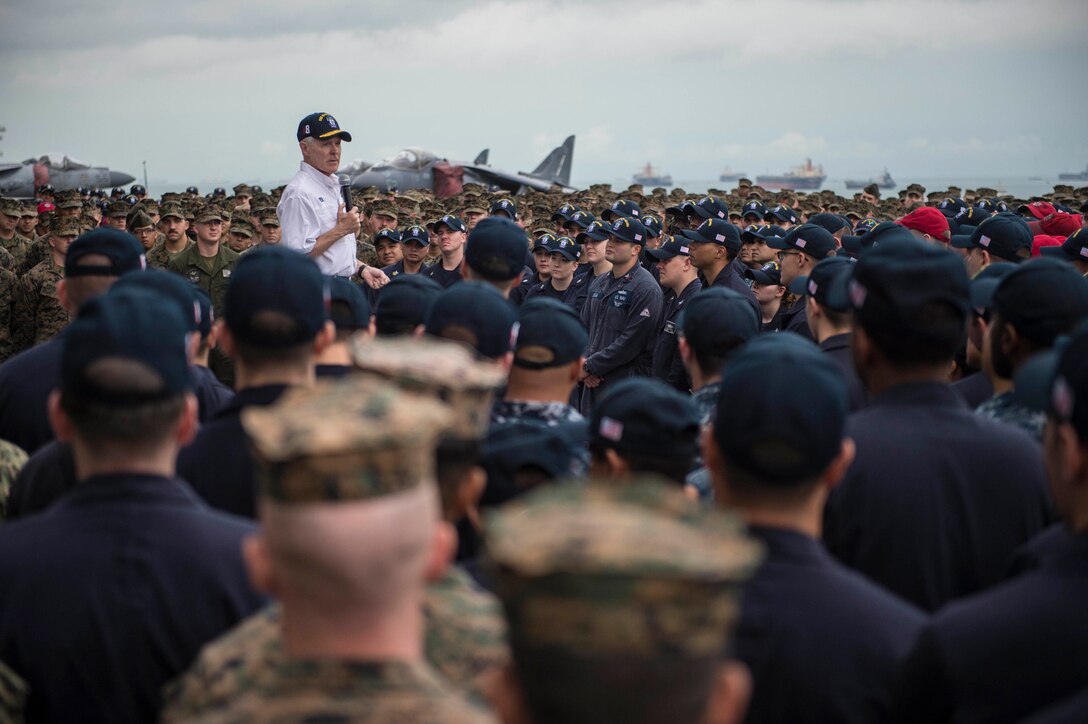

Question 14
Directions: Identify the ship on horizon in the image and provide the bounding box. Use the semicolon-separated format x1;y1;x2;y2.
756;158;826;190
632;162;672;187
1058;162;1088;181
845;169;895;190
719;165;748;182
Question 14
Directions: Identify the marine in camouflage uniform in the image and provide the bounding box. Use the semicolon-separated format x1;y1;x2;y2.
484;478;763;723
0;439;28;523
0;198;33;274
10;217;80;351
0;266;15;362
146;202;193;270
164;375;493;723
166;206;239;318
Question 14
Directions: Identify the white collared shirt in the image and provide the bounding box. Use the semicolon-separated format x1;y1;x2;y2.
277;161;355;276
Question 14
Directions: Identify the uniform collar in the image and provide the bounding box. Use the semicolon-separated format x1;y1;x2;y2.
869;380;966;410
299;161;338;187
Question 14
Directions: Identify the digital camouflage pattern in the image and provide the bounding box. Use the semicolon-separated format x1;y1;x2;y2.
16;236;49;276
355;233;378;267
0;440;28;523
11;255;66;351
976;391;1046;441
349;335;506;440
486;477;763;658
0;268;15;362
0;659;27;723
145;240;193;271
167;658;492;724
161;566;508;719
241;375;453;503
0;245;14;273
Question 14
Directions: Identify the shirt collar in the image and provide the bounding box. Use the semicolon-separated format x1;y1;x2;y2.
299;160;337;187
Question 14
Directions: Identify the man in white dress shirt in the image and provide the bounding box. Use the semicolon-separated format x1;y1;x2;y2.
278;112;386;288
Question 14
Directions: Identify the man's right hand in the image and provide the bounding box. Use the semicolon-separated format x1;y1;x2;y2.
335;203;362;237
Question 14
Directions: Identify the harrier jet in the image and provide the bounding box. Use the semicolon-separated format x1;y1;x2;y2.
349;135;575;197
0;154;136;198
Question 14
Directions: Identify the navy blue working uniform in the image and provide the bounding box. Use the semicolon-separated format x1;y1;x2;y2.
734;526;926;724
0;473;264;723
706;261;760;317
651;278;701;391
819;332;866;411
524;272;590;313
579;264;663;413
891;530;1088;723
0;333;65;454
421;260;463;288
952;370;993;408
778;295;813;339
177;384;288;519
824;381;1052;611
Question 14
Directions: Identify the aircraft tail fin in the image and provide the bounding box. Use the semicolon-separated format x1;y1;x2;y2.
473;148;489;165
530;135;574;186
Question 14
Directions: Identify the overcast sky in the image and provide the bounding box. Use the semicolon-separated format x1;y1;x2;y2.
2;0;1086;189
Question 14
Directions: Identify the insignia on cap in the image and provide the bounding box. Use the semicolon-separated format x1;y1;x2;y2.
796;238;808;249
808;279;818;295
979;235;991;248
679;245;689;254
849;279;867;308
1053;374;1075;421
599;416;624;441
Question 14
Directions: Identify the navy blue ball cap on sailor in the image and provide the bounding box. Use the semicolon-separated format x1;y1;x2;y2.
374;228;402;244
567;210;596;230
63;287;193;404
608;216;649;245
327;276;371;330
401;224;430;246
991;258;1088;346
856;220;917;247
809;212;848;234
513;297;588;369
968;262;1017;315
550;203;581;223
679;287;760;353
424;282;517;360
374;274;443;334
740;200;767;219
465;216;527;281
1014;321;1088;437
681;218;741;253
849;237;969;326
853;217;880;235
546;236;581;262
590;377;700;460
481;419;585;507
937;197;968;218
741;224;786;244
952;212;1033;263
642;215;663;238
489;199;518;219
788;256;855;312
713;333;846;485
433;214;467;233
645;235;693;262
65;227;146;277
691;196;730;221
224;246;329;348
531;232;556;252
767;223;837;260
575;219;611;243
296;112;352;142
600;199;642;221
765;205;799;225
111;268;200;332
745;261;782;286
1040;227;1088;264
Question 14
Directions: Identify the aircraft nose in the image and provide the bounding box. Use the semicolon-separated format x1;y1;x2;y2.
108;171;136;187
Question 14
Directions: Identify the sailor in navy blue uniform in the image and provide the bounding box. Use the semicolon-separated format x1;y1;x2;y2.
891;326;1088;723
823;239;1052;612
705;334;925;724
578;216;663;414
646;235;701;391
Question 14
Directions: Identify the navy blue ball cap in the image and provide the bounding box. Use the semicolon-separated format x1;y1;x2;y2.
681;218;741;253
489;199;518;219
645;235;693;262
567;210;596;230
575;220;611;243
765;204;799;225
849;237;969;325
937;197;968;218
374;228;402;244
600;199;642;221
954;212;1033;262
327;276;371;330
992;258;1088;346
514;297;588;369
769;223;837;260
63;287;192;404
465;216;527;281
192;288;214;338
424;281;517;360
546;236;580;261
1040;227;1088;263
679;287;760;354
65;228;146;277
550;203;581;223
433;214;467;233
968;262;1017;314
224;246;329;348
531;231;556;252
590;377;700;460
691;195;729;221
740;200;767;219
296;112;352;142
642;214;663;238
401;224;430;246
857;220;917;248
788;256;855;312
713;333;846;485
741;224;785;244
745;261;782;286
481;419;585;507
809;212;848;234
1014;321;1088;437
374;274;443;333
853;217;880;235
608;216;649;245
111;268;200;332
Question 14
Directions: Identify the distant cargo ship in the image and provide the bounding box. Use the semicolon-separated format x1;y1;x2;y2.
845;169;895;190
1058;163;1088;181
632;162;672;187
756;158;826;190
719;166;747;182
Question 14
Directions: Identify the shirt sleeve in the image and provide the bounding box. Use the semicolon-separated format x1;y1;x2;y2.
277;193;321;254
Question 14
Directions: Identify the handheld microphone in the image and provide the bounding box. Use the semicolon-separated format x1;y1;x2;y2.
339;174;353;210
